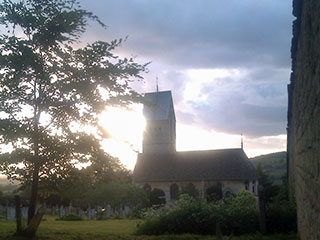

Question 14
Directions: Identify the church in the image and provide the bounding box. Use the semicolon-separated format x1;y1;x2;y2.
133;90;258;204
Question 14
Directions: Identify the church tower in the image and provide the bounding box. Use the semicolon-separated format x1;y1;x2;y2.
143;91;176;154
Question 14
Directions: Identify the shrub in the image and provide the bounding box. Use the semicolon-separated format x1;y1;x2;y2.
266;201;297;233
60;213;83;221
137;197;215;235
136;191;259;236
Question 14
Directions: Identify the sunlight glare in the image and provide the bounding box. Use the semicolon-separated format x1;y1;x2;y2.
99;105;146;169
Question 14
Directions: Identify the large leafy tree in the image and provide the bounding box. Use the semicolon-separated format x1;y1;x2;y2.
0;0;146;226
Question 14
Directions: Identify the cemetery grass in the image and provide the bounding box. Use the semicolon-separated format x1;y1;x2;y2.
0;216;297;240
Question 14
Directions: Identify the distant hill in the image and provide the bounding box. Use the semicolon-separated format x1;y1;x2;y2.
250;151;287;183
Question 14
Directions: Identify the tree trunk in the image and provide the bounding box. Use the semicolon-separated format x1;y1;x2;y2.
23;207;44;237
258;186;267;234
28;95;41;224
28;164;40;224
15;195;22;234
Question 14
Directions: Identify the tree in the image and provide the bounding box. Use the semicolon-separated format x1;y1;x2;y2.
257;164;280;203
0;0;147;233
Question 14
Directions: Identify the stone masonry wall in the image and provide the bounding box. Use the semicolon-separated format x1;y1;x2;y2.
288;0;320;239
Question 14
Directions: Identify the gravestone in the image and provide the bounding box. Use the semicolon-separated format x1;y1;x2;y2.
68;203;72;214
51;205;58;216
124;206;130;217
6;206;15;221
59;206;66;219
87;205;92;220
21;207;28;220
78;208;84;217
91;208;96;220
106;204;112;218
119;206;124;217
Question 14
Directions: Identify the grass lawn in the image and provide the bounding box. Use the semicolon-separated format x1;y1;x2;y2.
0;215;298;240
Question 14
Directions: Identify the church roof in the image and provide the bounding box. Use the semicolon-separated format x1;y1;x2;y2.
143;91;175;121
133;148;258;183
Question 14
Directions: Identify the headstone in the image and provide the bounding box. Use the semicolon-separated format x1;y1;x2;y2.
88;205;92;220
124;206;130;216
21;207;28;220
59;206;66;219
97;205;102;213
91;208;96;220
114;208;119;217
78;208;84;217
119;206;124;217
6;206;15;221
106;204;112;218
51;205;57;216
68;202;72;214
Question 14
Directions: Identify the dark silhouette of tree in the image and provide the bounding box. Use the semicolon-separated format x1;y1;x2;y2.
0;0;147;235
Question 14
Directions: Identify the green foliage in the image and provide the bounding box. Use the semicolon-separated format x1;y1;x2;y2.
264;179;297;234
266;201;297;234
60;213;82;221
88;182;148;210
137;191;259;236
257;163;280;203
180;183;199;199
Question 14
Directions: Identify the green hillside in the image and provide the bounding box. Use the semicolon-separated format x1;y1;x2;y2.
250;151;287;182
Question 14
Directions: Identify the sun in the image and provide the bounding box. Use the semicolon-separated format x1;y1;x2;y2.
99;105;146;170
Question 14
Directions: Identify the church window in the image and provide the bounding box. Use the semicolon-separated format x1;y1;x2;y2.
170;183;179;200
206;182;222;202
244;181;249;190
150;188;166;206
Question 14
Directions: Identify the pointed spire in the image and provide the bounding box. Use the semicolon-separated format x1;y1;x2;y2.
241;134;244;149
156;76;159;92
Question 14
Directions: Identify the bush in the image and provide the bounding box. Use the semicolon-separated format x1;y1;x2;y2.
136;191;259;236
137;196;215;235
266;201;297;233
60;213;83;221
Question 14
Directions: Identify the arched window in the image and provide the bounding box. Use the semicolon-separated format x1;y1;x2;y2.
206;182;222;202
150;188;166;206
252;181;256;193
170;183;179;200
244;181;249;190
180;183;199;198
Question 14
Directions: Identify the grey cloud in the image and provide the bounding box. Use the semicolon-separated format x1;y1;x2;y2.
184;75;288;137
192;97;286;137
80;0;293;69
79;0;291;138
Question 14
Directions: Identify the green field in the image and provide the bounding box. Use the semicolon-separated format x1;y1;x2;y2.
0;216;297;240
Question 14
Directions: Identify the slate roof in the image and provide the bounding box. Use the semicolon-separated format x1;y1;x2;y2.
133;148;258;182
143;91;175;121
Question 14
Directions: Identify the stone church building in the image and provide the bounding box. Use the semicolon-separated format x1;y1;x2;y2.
133;90;258;203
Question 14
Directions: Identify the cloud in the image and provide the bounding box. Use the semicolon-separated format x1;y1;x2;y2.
79;0;291;139
81;0;293;70
187;74;287;137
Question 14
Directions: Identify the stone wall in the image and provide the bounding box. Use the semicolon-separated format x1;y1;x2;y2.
288;0;320;239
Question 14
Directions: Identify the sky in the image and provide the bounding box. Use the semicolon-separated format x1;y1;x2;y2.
77;1;293;169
